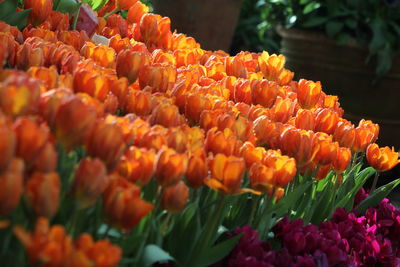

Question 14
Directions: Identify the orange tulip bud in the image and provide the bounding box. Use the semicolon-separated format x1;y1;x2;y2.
200;109;225;132
31;142;58;174
27;66;59;91
155;147;188;187
149;102;186;128
205;153;246;195
71;158;109;209
85;119;127;171
185;94;213;123
127;1;150;24
258;52;285;81
138;63;177;93
25;172;61;218
80;42;116;69
15;41;45;70
268;96;296;123
249;162;275;194
0;117;16;174
250;79;279;108
353;126;376;153
13;117;49;167
314;108;339;135
366;143;400;172
69;233;122;267
253;116;285;149
25;0;53;25
116;50;150;83
54;96;97;151
14;218;73;267
295;109;316;131
103;177;153;231
161;181;189;214
0;71;41;118
263;150;297;187
332;147;351;173
166;127;189;153
280;128;317;166
240;141;266;168
296;79;322;109
117;146;155;186
205;127;238;156
233;79;252;104
73;70;111;102
186;149;208;188
333;120;356;148
0;158;24;216
313;135;339;166
137;126;167;151
358;119;379;143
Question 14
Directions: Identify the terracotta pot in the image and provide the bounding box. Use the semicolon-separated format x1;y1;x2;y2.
152;0;243;51
277;27;400;149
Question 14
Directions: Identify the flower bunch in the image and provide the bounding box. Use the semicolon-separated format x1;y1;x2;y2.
0;0;399;266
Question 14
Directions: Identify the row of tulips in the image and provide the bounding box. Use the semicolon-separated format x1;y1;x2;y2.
0;0;399;266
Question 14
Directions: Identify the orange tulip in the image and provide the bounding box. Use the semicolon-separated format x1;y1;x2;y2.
332;147;351;173
15;41;45;70
185;150;208;189
0;117;16;174
204;153;247;195
137;126;167;151
296;79;322;109
57;30;89;51
27;66;59;91
353;126;376;153
316;164;332;180
240;141;266;168
0;71;41;118
139;63;177;93
54;96;97;151
200;109;225;132
117;146;155;186
166;127;189;153
71;158;109;209
116;0;138;10
14;218;73;267
116;50;150;83
31;142;58;174
280;128;317;166
250;79;279;108
184;94;213;123
253;116;285;149
149;102;186;128
295;109;315;131
0;158;24;216
73;70;111;102
25;0;53;25
358;119;379;143
13;117;49;167
161;181;189;214
155;147;188;187
68;233;122;267
127;1;150;24
205;127;238;156
103;176;153;231
258;52;285;81
25;172;61;218
249;162;275;194
109;34;131;54
268;96;296;123
366;143;400;172
313;134;339;166
263;150;297;187
85;118;127;171
314;108;339;135
333;120;356;148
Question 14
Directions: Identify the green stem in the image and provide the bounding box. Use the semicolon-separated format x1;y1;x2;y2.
192;194;225;267
72;3;83;31
103;7;120;19
370;172;380;193
247;195;261;227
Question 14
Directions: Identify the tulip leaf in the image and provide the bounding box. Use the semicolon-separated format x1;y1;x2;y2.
141;244;175;267
2;8;31;30
0;0;17;18
199;233;243;267
356;178;400;215
335;166;375;211
82;0;109;11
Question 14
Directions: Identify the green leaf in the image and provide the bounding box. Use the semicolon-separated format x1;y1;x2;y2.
356;178;400;215
345;18;357;29
3;8;31;30
325;20;344;37
82;0;109;11
141;244;175;267
335;167;376;211
0;0;18;19
369;18;387;52
303;2;321;14
199;233;243;267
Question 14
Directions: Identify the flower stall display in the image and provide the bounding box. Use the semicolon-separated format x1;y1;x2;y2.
0;0;399;266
